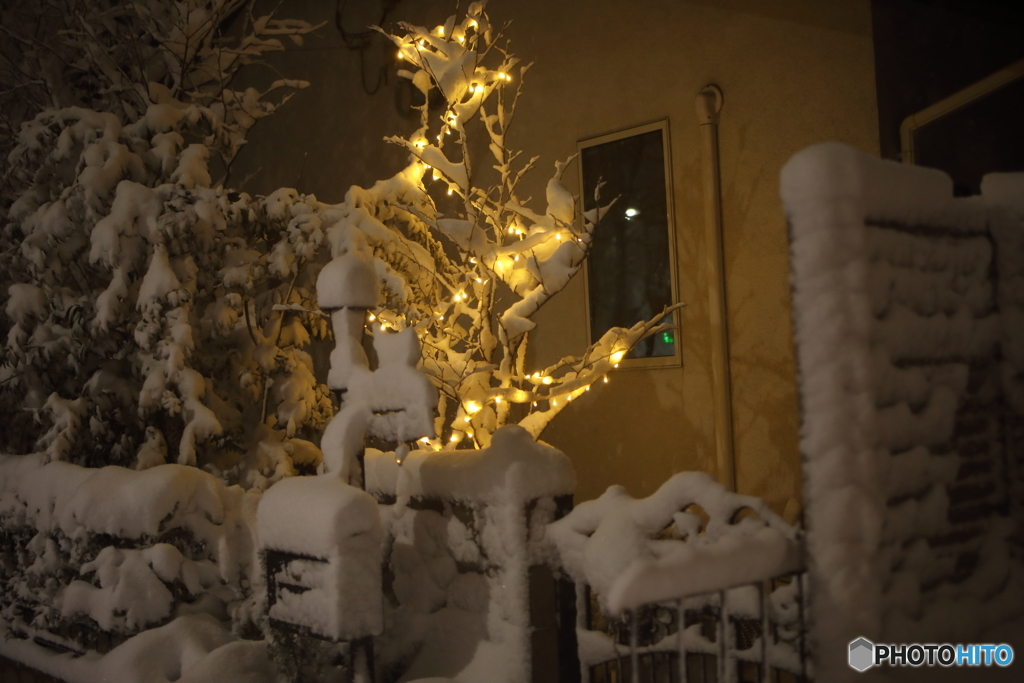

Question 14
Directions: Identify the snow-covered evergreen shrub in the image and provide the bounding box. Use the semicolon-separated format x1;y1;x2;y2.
0;1;334;486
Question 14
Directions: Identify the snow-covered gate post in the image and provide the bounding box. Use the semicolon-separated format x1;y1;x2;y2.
363;428;580;683
256;247;437;683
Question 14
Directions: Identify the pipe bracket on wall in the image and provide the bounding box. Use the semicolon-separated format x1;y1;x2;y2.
696;84;737;491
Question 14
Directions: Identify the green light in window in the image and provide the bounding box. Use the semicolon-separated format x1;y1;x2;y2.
661;331;674;345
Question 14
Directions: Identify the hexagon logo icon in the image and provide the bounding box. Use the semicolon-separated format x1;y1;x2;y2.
849;637;875;672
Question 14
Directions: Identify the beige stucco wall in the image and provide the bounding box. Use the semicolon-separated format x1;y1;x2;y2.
234;0;880;513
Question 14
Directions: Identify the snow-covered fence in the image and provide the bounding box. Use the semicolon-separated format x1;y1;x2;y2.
784;143;1024;682
547;473;807;683
0;455;261;659
364;425;579;683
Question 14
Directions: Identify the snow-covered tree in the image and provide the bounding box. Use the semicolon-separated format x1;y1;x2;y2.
1;0;678;484
0;0;331;487
317;2;679;450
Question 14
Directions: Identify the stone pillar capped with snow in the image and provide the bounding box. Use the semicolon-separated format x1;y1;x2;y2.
316;228;438;480
316;240;379;396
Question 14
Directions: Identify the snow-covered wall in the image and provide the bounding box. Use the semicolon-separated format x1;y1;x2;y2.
783;143;1024;681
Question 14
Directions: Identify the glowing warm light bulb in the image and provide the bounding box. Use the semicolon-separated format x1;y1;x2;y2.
585;386;591;391
447;188;453;195
603;376;609;383
450;434;459;442
397;50;404;60
435;25;445;36
413;139;426;149
552;399;557;406
465;401;481;414
469;257;477;264
368;313;376;321
456;35;465;43
463;416;471;423
556;232;563;241
468;18;478;28
494;396;502;404
513;255;520;262
419;437;430;443
542;376;553;385
610;350;625;363
466;431;474;438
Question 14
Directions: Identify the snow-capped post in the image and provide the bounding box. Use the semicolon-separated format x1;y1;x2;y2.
315;246;380;402
258;476;384;683
255;240;440;681
315;235;438;485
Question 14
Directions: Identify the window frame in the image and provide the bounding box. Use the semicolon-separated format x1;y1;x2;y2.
577;119;682;369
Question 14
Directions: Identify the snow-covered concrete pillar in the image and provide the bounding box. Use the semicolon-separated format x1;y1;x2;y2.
363;425;579;683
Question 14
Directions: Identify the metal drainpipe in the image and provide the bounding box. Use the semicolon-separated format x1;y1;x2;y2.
696;84;737;491
900;57;1024;164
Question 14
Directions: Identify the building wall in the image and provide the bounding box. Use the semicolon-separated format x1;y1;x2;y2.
232;0;880;512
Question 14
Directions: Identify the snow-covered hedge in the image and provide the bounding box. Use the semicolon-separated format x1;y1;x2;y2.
0;453;262;651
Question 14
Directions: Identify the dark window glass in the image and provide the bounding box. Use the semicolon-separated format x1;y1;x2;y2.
581;128;675;360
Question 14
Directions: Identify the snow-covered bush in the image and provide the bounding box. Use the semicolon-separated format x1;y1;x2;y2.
0;1;334;486
0;454;263;650
306;1;679;450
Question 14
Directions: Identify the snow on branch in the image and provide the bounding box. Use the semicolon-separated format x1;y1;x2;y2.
306;2;685;450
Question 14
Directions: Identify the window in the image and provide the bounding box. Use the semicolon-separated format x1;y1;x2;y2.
579;120;679;366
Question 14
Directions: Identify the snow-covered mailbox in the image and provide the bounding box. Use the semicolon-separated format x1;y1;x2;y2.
257;477;384;641
784;143;1024;682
